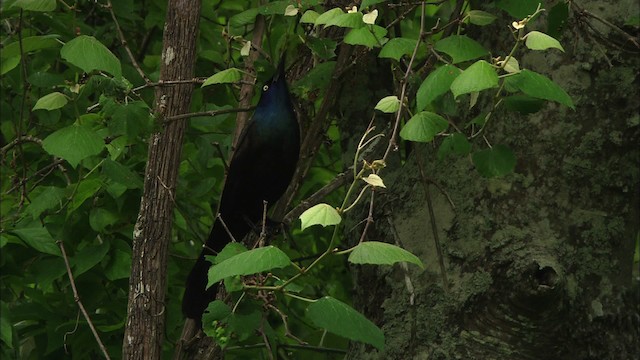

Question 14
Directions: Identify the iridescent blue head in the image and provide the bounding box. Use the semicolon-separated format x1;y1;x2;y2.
256;58;293;112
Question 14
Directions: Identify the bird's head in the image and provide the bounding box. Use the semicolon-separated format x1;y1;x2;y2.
256;57;292;109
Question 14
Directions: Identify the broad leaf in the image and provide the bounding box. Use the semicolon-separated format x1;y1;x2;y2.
504;69;574;108
450;60;498;98
524;31;564;52
299;203;341;231
472;144;516;177
375;95;400;113
207;246;291;286
61;35;122;77
11;0;56;12
32;92;67;111
348;241;424;268
202;68;243;87
68;178;103;213
416;65;461;111
11;226;61;256
307;297;384;350
102;159;143;189
362;174;386;188
315;8;344;26
42;124;104;168
25;186;65;219
438;133;471;160
1;35;60;59
467;10;497;26
325;12;363;28
399;111;449;142
496;0;539;19
300;10;320;24
71;241;110;276
378;37;417;61
344;25;388;49
434;35;488;64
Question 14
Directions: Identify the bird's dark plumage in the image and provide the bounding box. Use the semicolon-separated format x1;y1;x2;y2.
182;59;299;325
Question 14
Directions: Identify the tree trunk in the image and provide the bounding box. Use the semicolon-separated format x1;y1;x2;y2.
347;1;639;359
122;1;201;359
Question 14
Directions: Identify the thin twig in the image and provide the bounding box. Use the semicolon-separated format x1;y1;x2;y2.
105;0;151;84
58;241;112;359
383;2;426;162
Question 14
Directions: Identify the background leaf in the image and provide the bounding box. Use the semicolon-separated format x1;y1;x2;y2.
504;69;574;108
472;144;517;177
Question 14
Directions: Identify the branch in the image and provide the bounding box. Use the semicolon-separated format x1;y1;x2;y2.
58;241;112;359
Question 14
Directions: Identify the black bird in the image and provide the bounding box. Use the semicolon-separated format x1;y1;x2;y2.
182;58;300;325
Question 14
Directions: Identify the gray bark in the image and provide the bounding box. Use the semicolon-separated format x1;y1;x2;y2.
346;1;639;359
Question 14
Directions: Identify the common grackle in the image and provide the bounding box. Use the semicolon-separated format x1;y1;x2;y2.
182;58;300;325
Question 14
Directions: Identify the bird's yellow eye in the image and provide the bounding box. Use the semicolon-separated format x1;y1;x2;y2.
263;85;269;91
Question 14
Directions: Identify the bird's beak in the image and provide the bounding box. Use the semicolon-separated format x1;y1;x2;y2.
273;57;286;82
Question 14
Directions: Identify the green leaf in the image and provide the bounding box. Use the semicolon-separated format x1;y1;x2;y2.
102;159;142;189
307;296;384;350
0;302;12;349
399;111;449;142
71;241;110;276
348;241;424;268
61;35;122;77
315;8;344;26
89;208;120;232
202;300;232;331
300;10;320;24
374;95;400;113
293;61;336;97
437;133;471;160
207;246;291;286
212;242;248;264
496;0;539;19
32;92;68;111
1;35;60;59
504;69;574;109
25;186;65;219
229;8;259;27
503;95;544;114
42;124;104;168
467;10;497;26
378;37;417;61
1;56;20;75
450;60;498;98
304;37;337;60
11;0;56;12
547;2;569;39
472;144;516;178
361;0;387;7
11;226;61;256
325;12;364;28
68;178;103;213
416;65;461;111
299;203;341;231
524;31;564;52
344;25;388;49
202;68;243;87
104;240;132;280
434;35;488;64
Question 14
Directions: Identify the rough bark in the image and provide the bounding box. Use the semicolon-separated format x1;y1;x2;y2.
122;1;201;359
346;1;639;359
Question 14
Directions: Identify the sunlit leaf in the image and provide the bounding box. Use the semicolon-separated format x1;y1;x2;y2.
400;111;449;142
525;31;564;52
207;246;291;286
450;60;498;98
348;241;424;268
32;92;68;111
434;35;488;64
61;35;121;77
375;95;400;113
299;203;341;231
